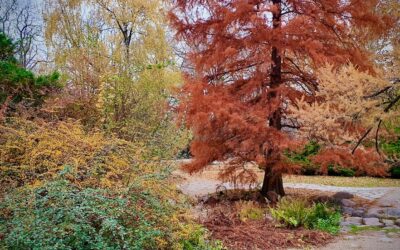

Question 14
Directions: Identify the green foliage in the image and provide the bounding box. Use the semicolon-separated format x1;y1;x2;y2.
285;141;320;175
176;224;225;250
270;198;341;234
327;165;356;177
381;137;400;178
381;138;400;159
0;32;61;110
390;166;400;179
307;203;341;234
237;201;266;222
0;179;164;250
270;198;312;228
0;32;15;62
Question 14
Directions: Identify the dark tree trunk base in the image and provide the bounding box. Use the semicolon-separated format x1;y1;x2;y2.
260;170;285;197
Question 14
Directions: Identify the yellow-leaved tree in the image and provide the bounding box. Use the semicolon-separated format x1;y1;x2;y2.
43;0;189;158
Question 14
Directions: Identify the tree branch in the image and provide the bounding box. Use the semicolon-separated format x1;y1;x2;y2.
352;127;373;154
375;119;382;155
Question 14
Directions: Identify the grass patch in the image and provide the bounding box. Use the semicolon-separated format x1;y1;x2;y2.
349;225;400;234
284;175;400;187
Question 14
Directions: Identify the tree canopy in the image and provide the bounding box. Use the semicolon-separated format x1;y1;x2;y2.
170;0;396;196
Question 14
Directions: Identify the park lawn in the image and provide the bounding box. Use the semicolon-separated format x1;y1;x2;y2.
283;175;400;188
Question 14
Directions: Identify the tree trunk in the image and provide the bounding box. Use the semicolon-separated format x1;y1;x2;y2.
260;170;285;197
260;0;284;197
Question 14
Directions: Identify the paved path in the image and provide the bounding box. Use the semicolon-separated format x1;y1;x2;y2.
318;232;400;250
178;177;398;201
284;183;397;200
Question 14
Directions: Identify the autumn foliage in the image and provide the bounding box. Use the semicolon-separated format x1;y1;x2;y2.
170;0;395;195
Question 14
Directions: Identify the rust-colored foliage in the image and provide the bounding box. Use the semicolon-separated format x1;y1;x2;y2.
170;0;394;195
311;147;388;177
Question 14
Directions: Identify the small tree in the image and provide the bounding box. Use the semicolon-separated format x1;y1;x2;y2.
0;32;60;117
170;0;394;196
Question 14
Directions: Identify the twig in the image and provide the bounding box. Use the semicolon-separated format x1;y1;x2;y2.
352;127;372;154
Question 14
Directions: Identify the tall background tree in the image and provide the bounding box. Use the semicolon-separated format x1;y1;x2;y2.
170;0;394;196
0;0;44;70
43;0;189;158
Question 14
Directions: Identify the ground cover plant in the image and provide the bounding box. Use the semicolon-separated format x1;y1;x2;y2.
270;198;341;234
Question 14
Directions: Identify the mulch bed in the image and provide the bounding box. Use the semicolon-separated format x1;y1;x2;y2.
202;205;333;250
193;188;367;249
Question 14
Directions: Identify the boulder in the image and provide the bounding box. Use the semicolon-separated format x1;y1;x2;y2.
382;219;395;227
342;207;354;216
386;208;400;218
396;219;400;226
333;192;354;201
345;217;363;225
352;209;365;217
379;202;394;208
341;199;356;207
362;217;383;227
365;208;384;218
313;195;334;203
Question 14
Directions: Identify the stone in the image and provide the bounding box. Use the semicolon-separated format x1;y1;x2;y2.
379;202;394;208
340;221;352;227
352;209;365;217
365;208;384;218
395;219;400;226
265;214;274;221
340;226;351;233
346;216;363;225
379;238;393;243
382;219;395;227
341;199;356;207
363;217;383;227
386;208;400;218
333;192;354;201
313;195;333;203
342;207;354;215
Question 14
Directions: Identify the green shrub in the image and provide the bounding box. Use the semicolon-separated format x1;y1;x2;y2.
270;197;311;228
270;198;341;234
0;32;61;110
0;179;164;249
236;201;266;222
390;165;400;179
285;141;320;175
0;175;220;250
327;165;356;177
307;203;341;234
0;119;219;249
